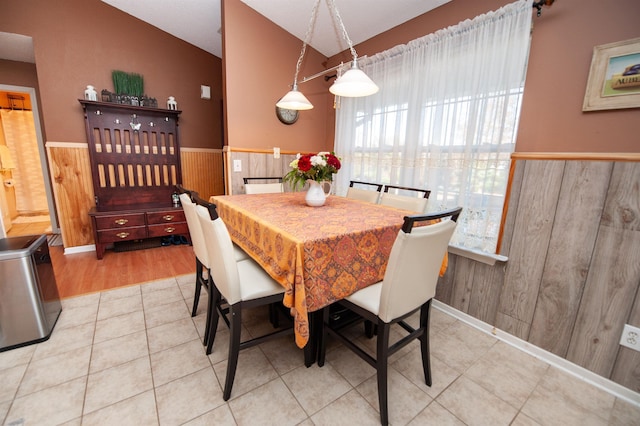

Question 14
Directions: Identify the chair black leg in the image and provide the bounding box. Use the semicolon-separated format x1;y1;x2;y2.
420;300;432;386
203;274;214;347
191;258;204;317
223;303;242;401
205;284;222;355
269;303;279;328
377;321;391;426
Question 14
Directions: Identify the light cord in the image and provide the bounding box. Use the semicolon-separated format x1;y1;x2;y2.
293;0;321;86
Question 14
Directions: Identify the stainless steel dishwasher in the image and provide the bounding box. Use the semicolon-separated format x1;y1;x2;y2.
0;234;62;352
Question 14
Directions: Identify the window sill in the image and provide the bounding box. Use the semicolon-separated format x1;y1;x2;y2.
448;245;508;266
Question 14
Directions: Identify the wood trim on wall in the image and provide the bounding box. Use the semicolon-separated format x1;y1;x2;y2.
512;152;640;161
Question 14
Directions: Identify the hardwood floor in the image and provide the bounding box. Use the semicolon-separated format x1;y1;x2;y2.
50;243;195;299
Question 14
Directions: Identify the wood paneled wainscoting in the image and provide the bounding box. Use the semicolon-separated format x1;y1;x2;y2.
224;147;297;195
46;142;224;251
436;153;640;394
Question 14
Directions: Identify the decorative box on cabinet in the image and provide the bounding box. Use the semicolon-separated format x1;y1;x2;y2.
80;100;188;259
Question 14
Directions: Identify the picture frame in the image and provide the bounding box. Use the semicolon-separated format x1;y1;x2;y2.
582;37;640;111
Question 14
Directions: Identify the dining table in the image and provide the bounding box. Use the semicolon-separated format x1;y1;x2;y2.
209;191;447;365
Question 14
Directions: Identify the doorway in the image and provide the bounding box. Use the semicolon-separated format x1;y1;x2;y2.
0;85;58;239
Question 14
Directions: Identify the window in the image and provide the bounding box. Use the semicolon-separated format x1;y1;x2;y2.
334;0;533;253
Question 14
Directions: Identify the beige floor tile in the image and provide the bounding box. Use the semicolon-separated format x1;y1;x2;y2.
17;345;91;397
61;292;100;309
392;346;461;399
55;302;99;330
430;320;496;372
144;298;191;329
89;330;149;374
183;404;237;426
97;293;143;320
150;339;211;387
155;367;225;425
464;341;549;408
437;376;518;426
81;389;158;426
5;377;86;425
32;321;95;360
177;274;197;300
511;412;543;426
99;284;141;303
0;343;35;371
140;277;179;294
207;326;232;364
83;356;154;415
228;378;307;426
257;334;305;375
147;317;200;353
408;401;466;425
609;398;640;425
521;367;615;426
310;388;381;425
93;310;145;344
324;342;377;387
0;363;27;402
357;367;432;425
282;363;352;415
0;401;11;424
212;346;279;401
429;307;459;333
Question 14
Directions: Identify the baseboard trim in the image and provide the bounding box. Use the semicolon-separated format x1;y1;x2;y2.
432;300;640;407
63;244;94;255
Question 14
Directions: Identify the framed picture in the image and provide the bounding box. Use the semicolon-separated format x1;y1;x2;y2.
582;37;640;111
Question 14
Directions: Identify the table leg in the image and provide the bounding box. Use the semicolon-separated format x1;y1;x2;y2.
304;310;323;367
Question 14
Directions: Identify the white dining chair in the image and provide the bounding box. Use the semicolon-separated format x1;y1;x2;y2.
346;180;383;203
177;185;248;346
195;199;293;401
317;207;462;426
378;184;431;212
243;177;284;194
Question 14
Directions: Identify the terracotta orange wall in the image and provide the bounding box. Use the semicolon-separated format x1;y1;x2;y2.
328;0;640;153
222;0;334;153
0;0;223;149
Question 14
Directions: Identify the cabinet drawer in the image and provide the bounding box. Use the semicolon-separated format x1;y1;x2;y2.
95;213;146;230
148;222;189;237
147;211;186;225
97;226;147;243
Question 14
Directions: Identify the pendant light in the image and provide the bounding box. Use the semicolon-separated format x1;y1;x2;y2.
276;0;378;111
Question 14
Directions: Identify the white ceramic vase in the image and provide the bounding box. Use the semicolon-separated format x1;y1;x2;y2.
305;180;331;207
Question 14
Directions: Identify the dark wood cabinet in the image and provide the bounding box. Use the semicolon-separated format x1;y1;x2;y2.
80;100;188;259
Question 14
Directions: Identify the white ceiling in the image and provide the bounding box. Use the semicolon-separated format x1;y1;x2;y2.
0;0;451;63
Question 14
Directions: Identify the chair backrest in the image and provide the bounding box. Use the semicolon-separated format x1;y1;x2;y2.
195;199;243;304
243;177;284;194
346;180;383;203
176;185;210;269
378;207;462;323
379;185;431;212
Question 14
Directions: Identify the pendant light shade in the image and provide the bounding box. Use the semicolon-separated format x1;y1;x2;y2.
277;0;379;113
329;61;379;97
276;85;314;110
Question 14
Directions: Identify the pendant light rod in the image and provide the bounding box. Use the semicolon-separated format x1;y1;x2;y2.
290;0;321;88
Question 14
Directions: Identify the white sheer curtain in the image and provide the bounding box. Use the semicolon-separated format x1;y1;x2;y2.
334;0;532;253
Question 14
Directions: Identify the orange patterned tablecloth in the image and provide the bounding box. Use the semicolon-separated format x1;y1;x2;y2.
211;192;424;348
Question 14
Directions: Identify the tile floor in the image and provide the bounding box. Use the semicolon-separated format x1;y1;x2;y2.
1;275;639;426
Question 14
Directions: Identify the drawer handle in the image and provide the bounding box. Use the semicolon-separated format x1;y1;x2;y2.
116;232;130;239
162;215;174;221
164;227;176;233
114;219;129;225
